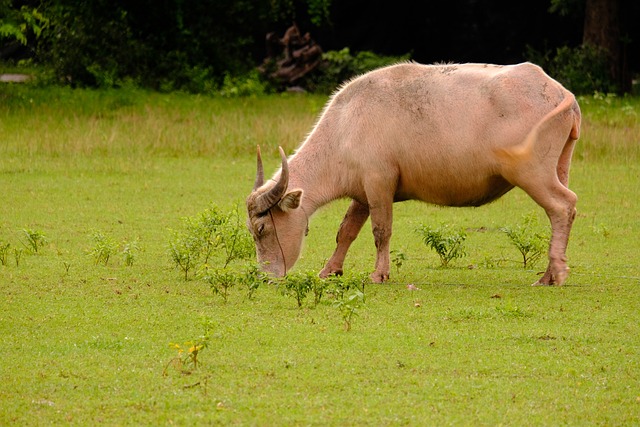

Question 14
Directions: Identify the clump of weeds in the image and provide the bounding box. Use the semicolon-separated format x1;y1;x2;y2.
2;229;46;267
334;290;364;331
203;268;237;303
168;204;254;280
416;223;468;267
21;228;47;254
501;212;549;268
275;271;368;331
89;230;119;265
325;272;368;302
89;231;143;266
164;317;216;395
277;271;319;308
391;249;407;274
121;238;141;266
0;241;10;266
165;316;214;375
276;271;368;309
240;262;269;300
204;262;270;303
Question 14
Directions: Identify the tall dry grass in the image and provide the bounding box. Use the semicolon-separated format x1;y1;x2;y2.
0;86;325;158
576;94;640;162
1;86;638;162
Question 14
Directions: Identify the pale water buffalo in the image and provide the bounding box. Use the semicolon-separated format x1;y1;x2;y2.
246;62;581;285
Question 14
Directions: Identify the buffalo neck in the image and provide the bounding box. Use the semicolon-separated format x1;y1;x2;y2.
283;145;346;216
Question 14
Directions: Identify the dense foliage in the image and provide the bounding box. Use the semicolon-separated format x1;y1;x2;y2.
1;0;638;94
525;44;618;95
2;0;334;90
35;0;290;90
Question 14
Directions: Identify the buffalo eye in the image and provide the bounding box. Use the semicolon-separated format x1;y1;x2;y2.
257;223;265;236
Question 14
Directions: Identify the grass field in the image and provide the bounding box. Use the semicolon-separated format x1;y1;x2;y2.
1;85;639;425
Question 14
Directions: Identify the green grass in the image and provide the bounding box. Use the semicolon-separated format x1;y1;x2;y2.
1;85;639;425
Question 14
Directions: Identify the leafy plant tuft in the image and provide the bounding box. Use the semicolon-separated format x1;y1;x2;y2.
168;204;254;280
417;223;467;267
21;228;47;254
89;230;118;266
501;213;549;269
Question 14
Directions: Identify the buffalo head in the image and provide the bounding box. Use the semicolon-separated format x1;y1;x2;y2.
246;146;307;277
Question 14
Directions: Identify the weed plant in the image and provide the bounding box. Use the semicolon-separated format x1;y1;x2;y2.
417;223;468;266
0;241;10;265
333;290;364;331
21;228;47;253
277;271;318;308
165;316;214;375
168;204;254;280
202;268;238;303
89;230;118;265
121;238;140;266
0;228;46;266
501;212;549;268
390;249;407;274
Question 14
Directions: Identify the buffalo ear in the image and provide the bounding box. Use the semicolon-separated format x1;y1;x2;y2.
278;189;303;212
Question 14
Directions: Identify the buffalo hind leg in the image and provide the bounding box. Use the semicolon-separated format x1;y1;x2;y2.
515;155;577;286
534;199;576;286
533;139;577;286
320;199;369;278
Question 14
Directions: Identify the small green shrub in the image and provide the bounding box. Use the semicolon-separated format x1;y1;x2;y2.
168;204;254;280
391;249;407;274
275;271;368;310
416;224;467;267
240;262;269;300
21;228;47;253
501;213;549;269
324;272;369;303
275;271;367;330
89;230;118;266
0;241;10;266
165;316;214;375
203;268;237;303
219;70;271;98
333;290;364;332
168;228;200;280
278;271;318;308
121;238;140;267
202;263;271;303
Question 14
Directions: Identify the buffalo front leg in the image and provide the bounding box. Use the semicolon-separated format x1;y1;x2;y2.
368;196;394;283
319;199;369;278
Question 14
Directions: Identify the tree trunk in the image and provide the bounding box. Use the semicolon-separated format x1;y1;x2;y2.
583;0;631;93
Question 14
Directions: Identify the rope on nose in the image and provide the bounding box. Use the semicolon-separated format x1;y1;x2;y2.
268;210;287;275
267;206;309;276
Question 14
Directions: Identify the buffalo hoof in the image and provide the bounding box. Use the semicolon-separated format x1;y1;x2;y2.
370;271;389;283
531;279;560;287
531;267;568;286
319;267;343;279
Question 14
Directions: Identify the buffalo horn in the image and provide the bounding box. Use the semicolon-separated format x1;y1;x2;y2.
253;145;264;190
255;147;289;213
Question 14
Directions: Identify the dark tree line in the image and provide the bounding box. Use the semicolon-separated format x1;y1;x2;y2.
317;0;637;94
1;0;638;94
